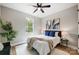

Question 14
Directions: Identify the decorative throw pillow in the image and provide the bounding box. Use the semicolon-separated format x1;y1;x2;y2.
45;31;50;36
49;31;55;37
0;43;4;51
55;32;58;37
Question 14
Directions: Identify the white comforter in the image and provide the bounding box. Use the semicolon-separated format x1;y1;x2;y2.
27;35;60;55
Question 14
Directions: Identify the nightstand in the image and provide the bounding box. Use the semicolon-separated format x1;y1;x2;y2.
60;38;69;47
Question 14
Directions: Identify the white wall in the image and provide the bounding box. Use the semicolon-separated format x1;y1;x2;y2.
41;5;78;49
1;6;41;46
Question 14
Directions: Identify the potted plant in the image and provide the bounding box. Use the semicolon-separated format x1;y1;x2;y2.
0;18;16;44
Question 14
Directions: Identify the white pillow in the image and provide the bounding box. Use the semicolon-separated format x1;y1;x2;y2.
0;43;4;51
55;32;58;37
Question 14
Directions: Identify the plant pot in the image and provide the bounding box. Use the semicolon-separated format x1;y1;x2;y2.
0;42;11;55
3;42;11;47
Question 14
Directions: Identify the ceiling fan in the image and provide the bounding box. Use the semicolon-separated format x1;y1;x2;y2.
32;3;51;13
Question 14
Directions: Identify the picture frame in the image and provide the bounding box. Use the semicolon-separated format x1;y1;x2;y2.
46;18;60;30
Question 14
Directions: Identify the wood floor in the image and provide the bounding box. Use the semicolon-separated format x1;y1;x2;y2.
11;46;16;55
11;44;79;55
56;44;79;55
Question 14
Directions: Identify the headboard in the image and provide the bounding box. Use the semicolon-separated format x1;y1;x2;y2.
58;31;62;38
45;30;62;38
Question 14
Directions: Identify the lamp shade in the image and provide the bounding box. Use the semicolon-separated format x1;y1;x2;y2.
62;31;68;38
62;31;68;35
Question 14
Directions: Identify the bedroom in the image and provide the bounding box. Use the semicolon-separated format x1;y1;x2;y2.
0;3;78;55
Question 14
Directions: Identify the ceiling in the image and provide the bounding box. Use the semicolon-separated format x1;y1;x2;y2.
0;3;77;18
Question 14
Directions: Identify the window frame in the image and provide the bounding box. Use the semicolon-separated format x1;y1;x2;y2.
26;18;34;33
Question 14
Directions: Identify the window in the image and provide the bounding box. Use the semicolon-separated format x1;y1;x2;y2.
26;18;33;32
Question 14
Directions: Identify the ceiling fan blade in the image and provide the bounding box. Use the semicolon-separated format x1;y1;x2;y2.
37;3;39;6
40;3;42;6
37;3;42;7
33;8;38;13
40;8;44;13
42;5;51;8
32;5;38;7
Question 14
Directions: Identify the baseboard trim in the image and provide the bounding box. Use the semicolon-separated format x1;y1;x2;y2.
11;41;26;46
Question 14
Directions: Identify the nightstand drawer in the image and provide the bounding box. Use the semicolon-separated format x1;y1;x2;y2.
60;39;69;47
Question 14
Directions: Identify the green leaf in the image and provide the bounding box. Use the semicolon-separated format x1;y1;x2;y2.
0;18;17;41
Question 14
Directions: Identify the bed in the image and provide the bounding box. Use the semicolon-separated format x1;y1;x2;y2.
27;31;61;55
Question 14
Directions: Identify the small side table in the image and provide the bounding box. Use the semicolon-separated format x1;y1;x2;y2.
60;38;69;47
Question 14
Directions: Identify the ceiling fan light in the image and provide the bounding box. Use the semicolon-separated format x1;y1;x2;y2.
38;8;40;10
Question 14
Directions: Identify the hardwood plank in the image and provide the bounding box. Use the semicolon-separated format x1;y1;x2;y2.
11;46;16;55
